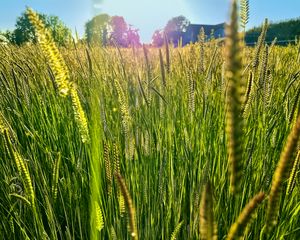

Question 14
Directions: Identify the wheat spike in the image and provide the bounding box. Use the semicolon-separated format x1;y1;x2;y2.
110;226;117;240
4;130;35;209
225;0;244;194
200;182;217;240
240;0;249;32
51;153;61;201
243;70;253;111
170;221;184;240
114;79;134;158
0;115;35;207
188;69;195;113
70;85;89;143
289;86;300;124
9;216;15;234
143;45;152;104
265;115;300;230
113;143;120;175
264;69;272;107
259;45;269;102
112;143;125;215
118;191;126;216
115;173;138;240
27;9;89;143
104;142;112;196
159;49;166;87
114;79;131;126
227;192;265;240
165;34;170;74
252;19;268;70
0;112;7;133
286;150;300;195
199;27;205;73
26;8;70;96
158;155;167;203
95;201;104;232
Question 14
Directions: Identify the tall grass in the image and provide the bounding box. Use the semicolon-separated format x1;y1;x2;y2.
0;2;300;239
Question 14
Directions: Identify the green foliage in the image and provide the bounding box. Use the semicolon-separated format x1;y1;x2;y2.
85;14;110;45
164;15;190;34
85;14;141;47
246;17;300;44
109;16;128;47
12;10;72;46
164;15;190;44
151;29;164;47
0;31;10;43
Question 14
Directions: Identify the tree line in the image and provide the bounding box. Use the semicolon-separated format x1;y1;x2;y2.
245;18;300;44
0;10;192;47
3;10;298;47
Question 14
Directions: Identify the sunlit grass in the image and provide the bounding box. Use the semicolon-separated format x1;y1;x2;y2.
0;7;300;239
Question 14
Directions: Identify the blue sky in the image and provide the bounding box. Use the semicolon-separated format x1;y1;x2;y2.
0;0;300;43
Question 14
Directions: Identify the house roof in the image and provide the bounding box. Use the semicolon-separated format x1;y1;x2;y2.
187;23;226;35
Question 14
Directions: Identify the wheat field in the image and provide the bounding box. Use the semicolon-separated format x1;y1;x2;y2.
0;2;300;239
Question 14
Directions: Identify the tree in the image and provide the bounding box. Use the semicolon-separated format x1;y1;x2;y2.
126;25;141;47
0;34;8;44
151;30;164;47
164;15;190;45
165;15;190;33
109;16;128;47
245;18;300;45
13;11;72;46
85;14;141;47
85;14;110;45
0;30;14;44
46;15;72;46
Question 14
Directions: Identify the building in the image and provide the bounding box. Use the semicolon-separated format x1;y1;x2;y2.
183;23;226;44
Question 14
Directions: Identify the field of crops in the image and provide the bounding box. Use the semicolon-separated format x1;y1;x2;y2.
0;3;300;240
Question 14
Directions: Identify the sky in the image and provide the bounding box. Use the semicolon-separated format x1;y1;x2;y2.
0;0;300;43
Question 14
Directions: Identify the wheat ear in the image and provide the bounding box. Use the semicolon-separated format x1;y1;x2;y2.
227;192;265;240
26;8;70;96
115;173;138;240
286;150;300;195
265;115;300;229
200;182;217;240
225;0;244;194
70;84;90;143
170;221;184;240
